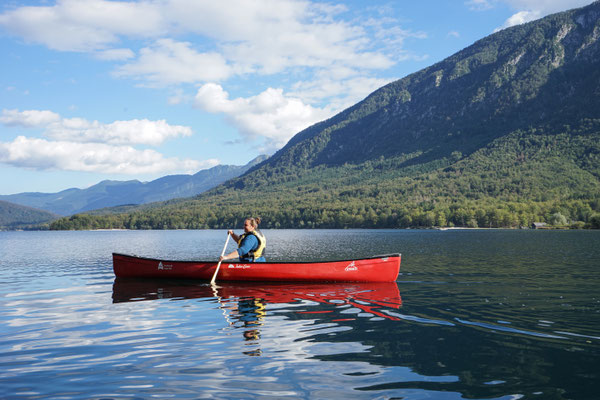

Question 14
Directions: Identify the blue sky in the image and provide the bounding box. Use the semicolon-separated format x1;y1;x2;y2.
0;0;593;195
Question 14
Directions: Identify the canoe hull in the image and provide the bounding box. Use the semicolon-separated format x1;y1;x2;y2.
112;253;401;282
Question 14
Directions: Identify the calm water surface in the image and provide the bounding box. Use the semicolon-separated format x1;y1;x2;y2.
0;229;599;399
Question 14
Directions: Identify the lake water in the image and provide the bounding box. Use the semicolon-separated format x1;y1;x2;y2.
1;229;599;399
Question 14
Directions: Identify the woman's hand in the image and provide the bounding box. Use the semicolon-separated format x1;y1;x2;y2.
219;249;238;262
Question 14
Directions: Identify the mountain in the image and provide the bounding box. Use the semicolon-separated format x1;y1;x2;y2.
0;200;59;230
1;155;268;216
50;2;600;230
263;1;600;170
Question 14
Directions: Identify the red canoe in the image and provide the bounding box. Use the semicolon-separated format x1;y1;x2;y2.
112;252;401;282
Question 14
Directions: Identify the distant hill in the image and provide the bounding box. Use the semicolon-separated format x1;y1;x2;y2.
1;155;268;216
50;2;600;230
0;200;59;230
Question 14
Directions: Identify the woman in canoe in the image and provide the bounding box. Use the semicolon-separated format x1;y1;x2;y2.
219;217;266;262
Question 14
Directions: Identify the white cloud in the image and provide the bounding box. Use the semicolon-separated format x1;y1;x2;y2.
94;48;135;61
164;0;312;40
1;109;192;146
0;1;403;85
0;0;165;52
110;1;398;86
290;74;394;111
0;109;207;175
114;39;232;85
1;109;61;127
0;136;213;174
47;118;193;146
494;0;593;30
163;0;392;75
497;10;542;29
466;0;593;31
219;21;394;76
195;83;332;150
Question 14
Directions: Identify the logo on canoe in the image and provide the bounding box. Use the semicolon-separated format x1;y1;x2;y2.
158;262;173;271
228;264;252;269
345;261;358;272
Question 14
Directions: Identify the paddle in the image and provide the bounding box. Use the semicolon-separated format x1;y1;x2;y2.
211;232;231;284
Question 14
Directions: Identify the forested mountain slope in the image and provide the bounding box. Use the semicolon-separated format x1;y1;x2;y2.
50;2;600;230
0;200;59;230
255;0;600;170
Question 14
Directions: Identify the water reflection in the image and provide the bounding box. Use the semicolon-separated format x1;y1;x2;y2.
112;279;402;318
113;279;403;360
231;298;265;356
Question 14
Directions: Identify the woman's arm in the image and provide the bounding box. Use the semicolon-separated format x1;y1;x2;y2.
228;229;240;242
219;249;240;261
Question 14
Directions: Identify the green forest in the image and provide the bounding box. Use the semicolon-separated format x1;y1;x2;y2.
0;201;59;230
49;127;600;230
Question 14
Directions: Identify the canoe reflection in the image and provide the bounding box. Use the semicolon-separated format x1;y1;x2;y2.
113;279;402;357
112;278;402;320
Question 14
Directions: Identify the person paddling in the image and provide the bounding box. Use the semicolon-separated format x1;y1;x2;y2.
219;217;266;262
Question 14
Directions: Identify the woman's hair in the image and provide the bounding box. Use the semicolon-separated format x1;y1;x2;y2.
246;217;261;228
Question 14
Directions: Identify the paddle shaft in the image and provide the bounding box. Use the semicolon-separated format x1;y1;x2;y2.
211;233;231;284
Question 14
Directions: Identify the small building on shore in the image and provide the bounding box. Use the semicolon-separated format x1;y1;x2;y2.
531;222;547;229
